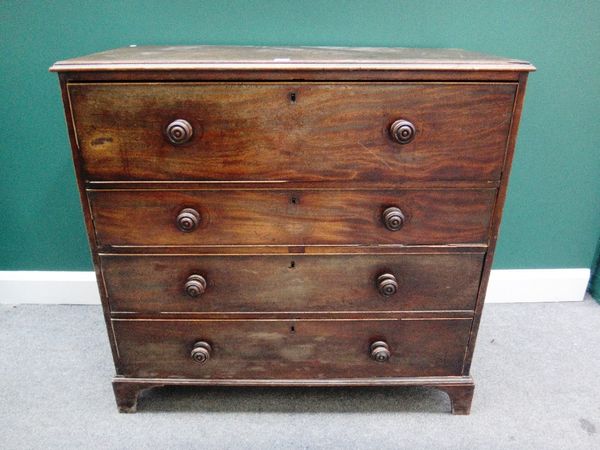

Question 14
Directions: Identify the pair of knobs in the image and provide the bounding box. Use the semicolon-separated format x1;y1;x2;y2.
175;206;405;233
165;119;416;146
190;340;391;364
183;273;398;298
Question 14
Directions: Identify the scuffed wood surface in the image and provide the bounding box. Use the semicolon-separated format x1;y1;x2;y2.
112;318;472;378
69;82;516;182
101;253;484;313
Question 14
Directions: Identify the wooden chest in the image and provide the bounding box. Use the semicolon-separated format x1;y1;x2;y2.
51;46;534;414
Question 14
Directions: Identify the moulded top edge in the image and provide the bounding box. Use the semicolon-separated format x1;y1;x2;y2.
49;46;536;72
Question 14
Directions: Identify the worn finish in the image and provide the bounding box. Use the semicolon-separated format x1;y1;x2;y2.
101;253;484;313
88;188;496;247
52;45;532;414
111;318;472;379
50;45;535;72
69;82;516;182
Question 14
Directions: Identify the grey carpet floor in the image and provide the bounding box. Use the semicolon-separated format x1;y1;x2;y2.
1;298;599;449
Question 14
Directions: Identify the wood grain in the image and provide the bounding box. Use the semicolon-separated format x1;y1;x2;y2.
69;82;516;182
101;253;484;313
88;188;496;247
112;318;472;379
52;46;533;414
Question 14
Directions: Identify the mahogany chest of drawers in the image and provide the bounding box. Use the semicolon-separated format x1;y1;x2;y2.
51;46;533;414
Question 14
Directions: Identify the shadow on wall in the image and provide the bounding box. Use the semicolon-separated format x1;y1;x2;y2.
589;239;600;301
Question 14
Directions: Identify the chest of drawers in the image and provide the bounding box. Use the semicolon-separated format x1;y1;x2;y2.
51;46;533;414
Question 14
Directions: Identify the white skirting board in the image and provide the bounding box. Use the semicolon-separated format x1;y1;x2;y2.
0;271;101;305
0;269;591;305
485;268;590;303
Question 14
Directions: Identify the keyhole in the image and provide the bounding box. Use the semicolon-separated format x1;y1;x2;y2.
289;260;296;269
291;196;298;204
290;325;296;333
289;92;296;103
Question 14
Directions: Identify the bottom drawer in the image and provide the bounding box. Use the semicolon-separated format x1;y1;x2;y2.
112;318;471;379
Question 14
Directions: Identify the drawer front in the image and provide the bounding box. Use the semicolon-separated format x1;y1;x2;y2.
102;253;484;313
89;189;496;247
112;318;471;378
69;82;516;182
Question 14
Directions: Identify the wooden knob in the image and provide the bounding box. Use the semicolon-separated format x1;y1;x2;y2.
166;119;193;145
191;341;212;364
176;208;200;232
377;273;398;297
370;341;391;362
185;274;207;297
390;119;416;144
382;207;405;231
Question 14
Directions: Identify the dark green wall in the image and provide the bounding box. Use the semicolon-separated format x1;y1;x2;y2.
1;1;599;271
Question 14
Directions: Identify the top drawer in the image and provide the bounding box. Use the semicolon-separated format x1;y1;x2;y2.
68;82;516;182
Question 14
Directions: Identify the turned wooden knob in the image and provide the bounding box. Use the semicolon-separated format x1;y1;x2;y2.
191;341;212;364
185;274;207;297
176;208;200;232
382;206;405;231
370;341;391;362
377;273;398;297
166;119;193;145
390;119;416;144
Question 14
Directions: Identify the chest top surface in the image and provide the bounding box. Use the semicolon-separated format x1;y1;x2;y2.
50;45;534;72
